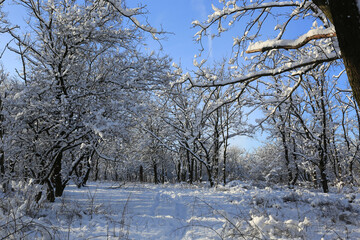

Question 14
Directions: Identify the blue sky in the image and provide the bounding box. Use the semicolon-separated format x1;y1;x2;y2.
0;0;264;151
135;0;265;150
136;0;231;70
1;0;223;74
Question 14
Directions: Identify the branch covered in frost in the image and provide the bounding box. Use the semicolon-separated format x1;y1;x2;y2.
189;0;341;90
192;1;301;42
246;27;336;53
104;0;164;40
190;53;340;87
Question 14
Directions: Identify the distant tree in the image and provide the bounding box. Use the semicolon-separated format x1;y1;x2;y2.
163;62;248;186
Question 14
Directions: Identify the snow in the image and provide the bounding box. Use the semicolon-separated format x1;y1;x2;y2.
3;181;359;239
246;27;336;53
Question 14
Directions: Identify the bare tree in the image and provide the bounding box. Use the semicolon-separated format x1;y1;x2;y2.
190;0;360;108
5;0;169;201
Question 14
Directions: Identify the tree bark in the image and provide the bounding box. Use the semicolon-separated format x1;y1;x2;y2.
52;151;64;197
314;0;360;107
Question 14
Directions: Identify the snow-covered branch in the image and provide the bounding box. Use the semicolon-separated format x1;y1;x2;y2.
246;27;336;53
190;53;340;88
104;0;164;40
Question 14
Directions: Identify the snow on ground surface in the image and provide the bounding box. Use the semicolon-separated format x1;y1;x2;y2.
2;181;360;239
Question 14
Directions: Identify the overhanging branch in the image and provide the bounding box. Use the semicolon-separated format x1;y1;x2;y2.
246;28;336;53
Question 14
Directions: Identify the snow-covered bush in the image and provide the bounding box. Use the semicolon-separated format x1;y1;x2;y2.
0;180;50;239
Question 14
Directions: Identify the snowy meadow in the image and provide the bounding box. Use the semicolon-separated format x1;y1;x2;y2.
1;181;359;239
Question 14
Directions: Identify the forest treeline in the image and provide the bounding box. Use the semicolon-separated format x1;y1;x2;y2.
0;0;360;202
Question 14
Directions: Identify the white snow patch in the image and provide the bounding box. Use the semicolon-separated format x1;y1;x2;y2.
2;181;360;239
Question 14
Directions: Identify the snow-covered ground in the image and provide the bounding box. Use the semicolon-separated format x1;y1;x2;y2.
1;181;360;239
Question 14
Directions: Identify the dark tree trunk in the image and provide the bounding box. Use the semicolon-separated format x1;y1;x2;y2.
104;161;108;180
52;151;64;197
177;161;181;182
161;165;165;184
281;131;294;188
139;165;144;182
291;138;299;186
153;161;158;184
186;146;192;184
82;150;95;186
0;151;4;180
223;146;227;186
312;168;318;188
194;160;198;182
190;157;194;184
46;179;55;202
199;161;203;182
319;158;329;193
213;120;220;183
81;159;91;187
314;0;360;107
319;76;329;193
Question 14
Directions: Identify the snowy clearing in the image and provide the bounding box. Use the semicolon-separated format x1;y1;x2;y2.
2;181;359;240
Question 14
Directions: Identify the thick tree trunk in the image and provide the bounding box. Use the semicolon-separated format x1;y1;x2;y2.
315;0;360;107
52;151;64;197
319;157;329;193
206;165;214;187
81;150;95;186
46;179;55;202
330;1;360;107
